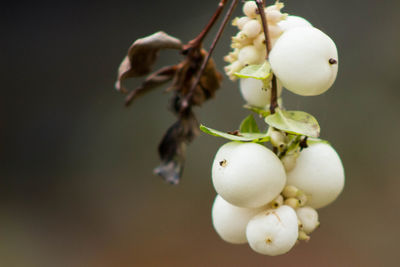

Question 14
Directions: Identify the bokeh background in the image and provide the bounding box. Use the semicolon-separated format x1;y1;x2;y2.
2;0;400;266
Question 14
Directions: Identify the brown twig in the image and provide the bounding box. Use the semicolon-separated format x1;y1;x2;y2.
255;0;278;114
183;0;228;51
180;0;239;112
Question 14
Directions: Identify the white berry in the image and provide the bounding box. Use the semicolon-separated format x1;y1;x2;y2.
269;27;339;96
212;195;265;244
287;143;345;209
238;45;265;66
278;15;312;32
236;16;251;30
242;20;262;38
243;1;258;19
246;205;299;256
296;206;319;234
212;142;286;208
239;78;282;108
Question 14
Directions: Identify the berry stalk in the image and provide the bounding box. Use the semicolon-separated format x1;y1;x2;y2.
255;0;279;114
181;0;239;112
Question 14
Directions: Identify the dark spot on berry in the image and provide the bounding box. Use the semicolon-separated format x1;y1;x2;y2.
219;159;227;167
329;58;337;65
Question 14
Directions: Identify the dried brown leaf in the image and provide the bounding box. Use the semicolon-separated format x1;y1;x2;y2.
154;110;199;184
115;31;182;93
125;65;177;106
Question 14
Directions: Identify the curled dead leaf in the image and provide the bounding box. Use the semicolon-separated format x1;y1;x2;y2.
115;31;182;93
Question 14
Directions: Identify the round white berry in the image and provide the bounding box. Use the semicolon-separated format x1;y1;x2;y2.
278;15;312;32
239;78;282;108
212;142;286;208
296;206;319;234
236;16;251;30
266;10;285;24
212;195;265;244
246;205;299;256
238;45;265;66
243;1;258;19
287;143;345;209
269;27;338;96
242;20;262;38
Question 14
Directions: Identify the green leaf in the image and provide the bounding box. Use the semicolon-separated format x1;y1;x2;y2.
265;109;320;138
234;61;272;80
243;104;270;118
307;137;330;145
239;115;260;133
200;125;270;143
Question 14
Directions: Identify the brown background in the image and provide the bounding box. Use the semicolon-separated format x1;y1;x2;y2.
2;0;400;266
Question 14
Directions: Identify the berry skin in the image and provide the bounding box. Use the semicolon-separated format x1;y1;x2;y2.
212;142;286;208
238;45;265;66
269;27;339;96
287;143;345;209
278;15;312;32
236;16;251;30
246;205;299;256
212;195;265;244
243;1;258;19
296;206;319;234
239;78;282;108
242;20;262;38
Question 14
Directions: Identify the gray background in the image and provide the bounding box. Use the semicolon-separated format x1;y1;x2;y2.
2;0;400;266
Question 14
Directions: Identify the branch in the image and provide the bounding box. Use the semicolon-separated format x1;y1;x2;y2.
181;0;239;112
183;0;228;51
255;0;278;114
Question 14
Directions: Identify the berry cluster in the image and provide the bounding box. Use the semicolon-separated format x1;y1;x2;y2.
203;1;345;256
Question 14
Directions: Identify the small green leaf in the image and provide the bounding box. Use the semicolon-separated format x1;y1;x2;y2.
265;109;320;138
234;61;272;80
200;125;270;143
307;137;330;145
243;105;270;118
239;115;260;133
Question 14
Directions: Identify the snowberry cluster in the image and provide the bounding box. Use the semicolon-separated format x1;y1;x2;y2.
211;141;344;255
205;1;345;256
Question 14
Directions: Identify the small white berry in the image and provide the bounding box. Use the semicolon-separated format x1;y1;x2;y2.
238;45;265;66
296;206;319;234
212;195;265;244
246;205;299;256
239;78;282;108
236;16;252;30
242;20;262;38
243;1;258;19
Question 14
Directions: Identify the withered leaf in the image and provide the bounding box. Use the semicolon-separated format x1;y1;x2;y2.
154;110;199;184
167;49;222;108
115;31;183;93
125;65;177;106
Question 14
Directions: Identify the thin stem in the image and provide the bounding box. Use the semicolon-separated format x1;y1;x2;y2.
181;0;239;112
255;0;278;114
183;0;228;51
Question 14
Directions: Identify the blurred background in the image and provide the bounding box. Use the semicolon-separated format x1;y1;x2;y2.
2;0;400;266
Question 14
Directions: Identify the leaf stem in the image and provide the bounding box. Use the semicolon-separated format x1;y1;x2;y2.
255;0;278;114
181;0;239;112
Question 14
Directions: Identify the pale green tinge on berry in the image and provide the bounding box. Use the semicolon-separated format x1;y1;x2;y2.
246;205;299;256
